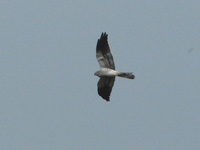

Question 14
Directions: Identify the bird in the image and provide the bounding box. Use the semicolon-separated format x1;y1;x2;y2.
94;32;135;101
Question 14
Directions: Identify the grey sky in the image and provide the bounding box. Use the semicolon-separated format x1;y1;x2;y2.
0;1;200;150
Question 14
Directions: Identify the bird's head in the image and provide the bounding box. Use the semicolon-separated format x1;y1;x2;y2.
94;71;100;77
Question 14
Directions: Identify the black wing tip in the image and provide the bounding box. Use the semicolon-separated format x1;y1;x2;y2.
104;97;110;101
99;32;108;41
101;32;108;38
101;97;110;101
98;87;111;101
106;99;110;102
96;32;109;50
98;92;110;101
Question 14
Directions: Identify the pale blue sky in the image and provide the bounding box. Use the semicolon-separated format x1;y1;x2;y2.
0;1;200;150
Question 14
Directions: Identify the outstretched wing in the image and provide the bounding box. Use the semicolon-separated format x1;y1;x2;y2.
96;33;115;69
97;77;115;101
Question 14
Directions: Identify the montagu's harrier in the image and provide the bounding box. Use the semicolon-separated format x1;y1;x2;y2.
95;32;135;101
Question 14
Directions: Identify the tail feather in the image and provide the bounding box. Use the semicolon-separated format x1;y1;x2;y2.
118;72;135;79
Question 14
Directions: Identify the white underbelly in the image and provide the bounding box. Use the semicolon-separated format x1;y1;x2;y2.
101;68;120;76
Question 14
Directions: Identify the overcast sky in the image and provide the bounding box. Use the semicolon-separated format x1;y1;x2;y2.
0;1;200;150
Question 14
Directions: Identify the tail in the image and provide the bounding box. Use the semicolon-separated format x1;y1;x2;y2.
117;72;135;79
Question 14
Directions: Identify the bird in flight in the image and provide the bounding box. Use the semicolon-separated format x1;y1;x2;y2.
95;32;135;101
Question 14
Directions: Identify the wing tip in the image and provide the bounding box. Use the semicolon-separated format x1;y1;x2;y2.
99;94;110;101
105;97;110;101
96;32;109;51
99;32;108;41
101;32;108;38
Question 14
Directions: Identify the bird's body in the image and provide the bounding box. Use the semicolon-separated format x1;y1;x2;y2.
95;68;134;79
95;32;135;101
95;68;120;77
